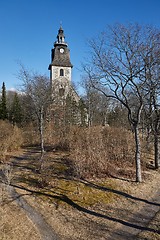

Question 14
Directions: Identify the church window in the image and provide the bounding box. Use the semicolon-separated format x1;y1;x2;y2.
60;69;64;76
59;88;65;96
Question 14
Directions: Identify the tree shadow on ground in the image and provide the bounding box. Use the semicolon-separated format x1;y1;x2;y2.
10;146;75;178
78;179;160;207
4;146;160;208
4;146;160;237
9;183;160;235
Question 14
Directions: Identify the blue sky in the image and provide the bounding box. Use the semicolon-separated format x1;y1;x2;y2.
0;0;160;92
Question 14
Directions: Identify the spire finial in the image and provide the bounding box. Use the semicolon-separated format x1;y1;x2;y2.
60;21;63;29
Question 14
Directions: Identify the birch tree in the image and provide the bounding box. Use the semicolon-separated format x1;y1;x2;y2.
19;66;51;168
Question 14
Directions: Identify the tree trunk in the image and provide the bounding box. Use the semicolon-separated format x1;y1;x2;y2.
154;133;160;169
134;124;142;182
39;106;44;171
40;106;44;155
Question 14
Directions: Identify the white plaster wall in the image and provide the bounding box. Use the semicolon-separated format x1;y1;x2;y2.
51;66;71;82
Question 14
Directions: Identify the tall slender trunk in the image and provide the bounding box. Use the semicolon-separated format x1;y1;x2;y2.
39;106;44;171
151;94;160;169
40;106;44;155
134;124;142;182
154;132;160;169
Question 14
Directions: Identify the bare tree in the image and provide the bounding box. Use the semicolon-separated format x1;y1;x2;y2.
82;78;111;127
144;39;160;169
18;65;51;168
83;23;159;182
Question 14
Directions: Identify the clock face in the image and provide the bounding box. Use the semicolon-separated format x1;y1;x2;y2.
60;48;64;53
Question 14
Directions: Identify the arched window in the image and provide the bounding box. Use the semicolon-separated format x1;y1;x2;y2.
60;69;64;76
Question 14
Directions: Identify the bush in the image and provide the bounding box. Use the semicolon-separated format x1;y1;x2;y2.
22;123;39;146
0;120;23;160
68;126;135;178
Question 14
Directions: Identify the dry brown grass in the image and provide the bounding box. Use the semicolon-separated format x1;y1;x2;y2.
1;143;159;240
0;184;40;240
0;121;158;240
137;210;160;240
12;161;160;240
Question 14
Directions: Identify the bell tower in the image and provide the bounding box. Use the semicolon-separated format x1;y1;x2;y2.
48;25;87;126
48;26;74;100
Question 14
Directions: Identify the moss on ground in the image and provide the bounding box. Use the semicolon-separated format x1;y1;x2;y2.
6;148;121;209
38;178;118;208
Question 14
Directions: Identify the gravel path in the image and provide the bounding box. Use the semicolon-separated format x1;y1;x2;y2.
6;184;60;240
107;189;160;240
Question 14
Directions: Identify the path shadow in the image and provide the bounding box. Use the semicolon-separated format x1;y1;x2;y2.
9;183;160;235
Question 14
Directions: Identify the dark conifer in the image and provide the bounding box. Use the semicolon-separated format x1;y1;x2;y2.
9;92;23;125
0;82;8;120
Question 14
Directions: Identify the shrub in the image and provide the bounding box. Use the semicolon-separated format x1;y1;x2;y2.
68;126;135;178
22;123;39;146
0;120;23;160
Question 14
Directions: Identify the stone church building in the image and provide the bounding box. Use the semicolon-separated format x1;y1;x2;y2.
48;26;86;126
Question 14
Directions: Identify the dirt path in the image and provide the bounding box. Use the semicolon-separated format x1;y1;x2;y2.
0;150;60;240
107;189;160;239
7;184;60;240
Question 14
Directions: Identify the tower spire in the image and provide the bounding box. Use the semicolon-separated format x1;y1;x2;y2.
60;21;62;29
54;25;67;46
49;25;73;71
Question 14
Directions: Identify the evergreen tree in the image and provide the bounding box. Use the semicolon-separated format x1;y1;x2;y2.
9;92;23;125
0;82;8;120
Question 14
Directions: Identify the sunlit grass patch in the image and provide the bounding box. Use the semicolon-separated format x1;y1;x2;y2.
41;178;119;208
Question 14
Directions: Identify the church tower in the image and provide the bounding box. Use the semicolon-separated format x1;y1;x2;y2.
48;26;87;126
49;26;78;101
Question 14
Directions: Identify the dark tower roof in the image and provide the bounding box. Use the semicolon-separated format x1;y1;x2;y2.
49;26;73;69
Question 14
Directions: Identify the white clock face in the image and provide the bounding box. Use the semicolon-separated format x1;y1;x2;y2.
60;48;64;53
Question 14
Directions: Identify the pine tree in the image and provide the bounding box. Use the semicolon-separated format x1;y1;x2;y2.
9;92;23;125
0;82;8;120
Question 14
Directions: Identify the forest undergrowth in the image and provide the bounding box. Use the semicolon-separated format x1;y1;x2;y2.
0;120;154;180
